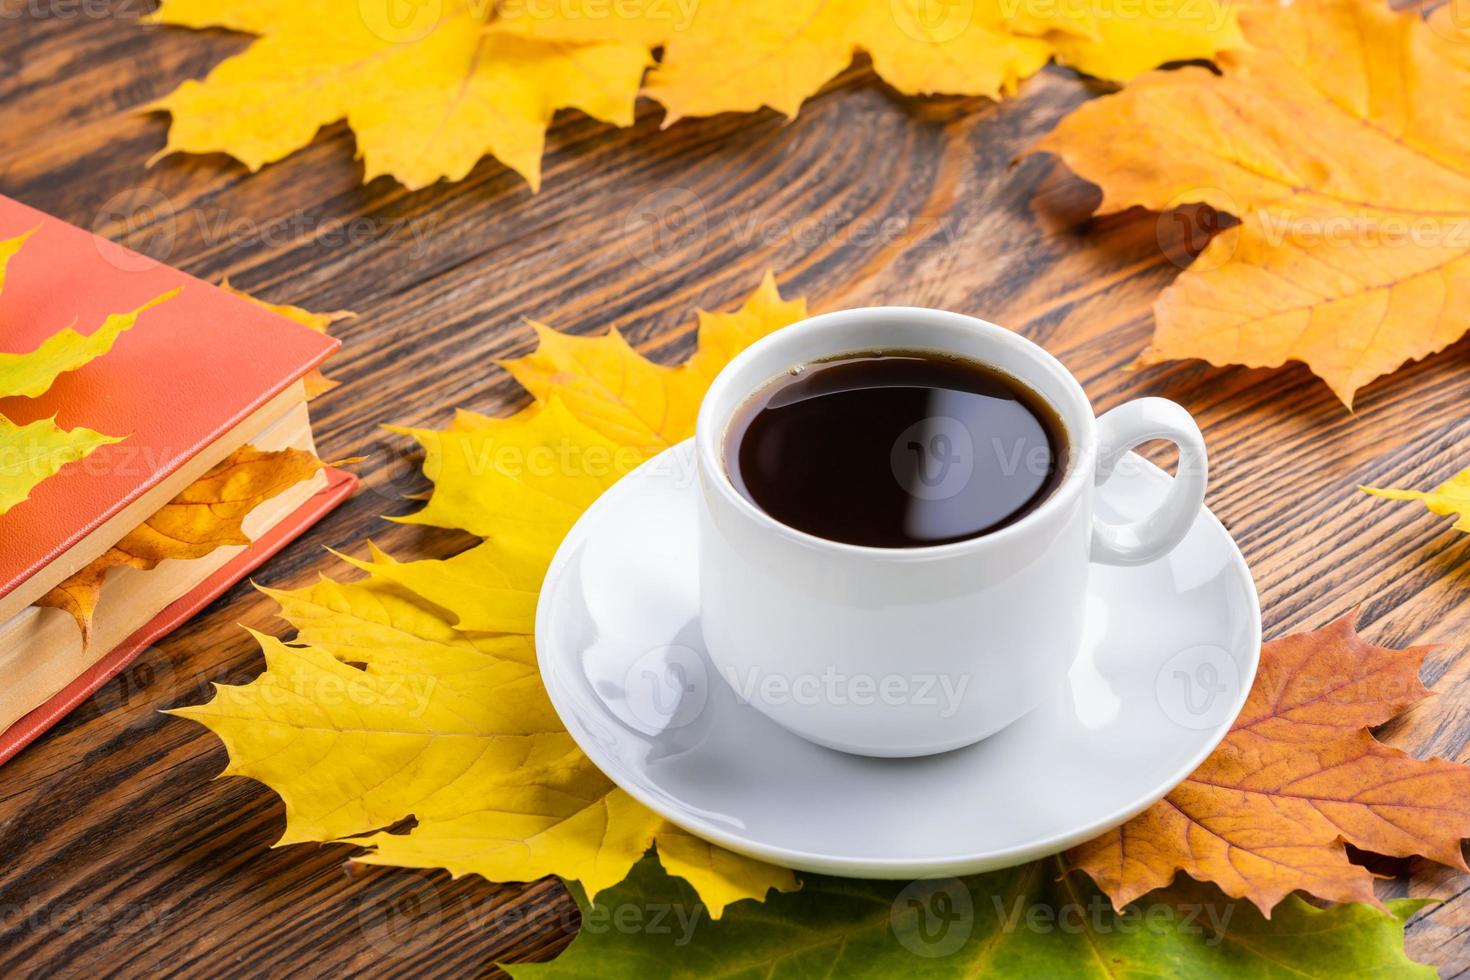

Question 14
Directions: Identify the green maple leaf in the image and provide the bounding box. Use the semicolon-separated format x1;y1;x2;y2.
507;855;1434;978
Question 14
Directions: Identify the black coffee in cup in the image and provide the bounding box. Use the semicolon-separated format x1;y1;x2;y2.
724;350;1067;548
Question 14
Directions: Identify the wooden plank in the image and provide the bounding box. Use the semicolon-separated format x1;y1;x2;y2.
1;7;1466;976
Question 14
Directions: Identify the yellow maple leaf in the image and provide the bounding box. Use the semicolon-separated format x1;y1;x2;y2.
492;0;1244;121
146;0;1238;188
346;539;547;635
392;395;639;540
219;280;352;400
146;0;650;190
38;445;325;642
0;291;178;399
1032;0;1470;408
1364;469;1470;534
0;229;26;287
0;231;177;516
0;416;122;517
178;574;796;913
366;272;804;631
174;275;806;911
500;272;806;450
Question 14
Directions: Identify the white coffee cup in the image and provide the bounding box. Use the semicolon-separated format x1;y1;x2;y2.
695;307;1208;757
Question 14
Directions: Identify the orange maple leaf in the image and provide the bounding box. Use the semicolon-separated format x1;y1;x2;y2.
1069;614;1470;914
1032;0;1470;408
38;445;324;643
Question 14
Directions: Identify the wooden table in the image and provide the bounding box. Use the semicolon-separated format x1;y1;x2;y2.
4;4;1469;977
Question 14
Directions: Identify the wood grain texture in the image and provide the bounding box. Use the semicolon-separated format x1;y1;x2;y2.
2;3;1469;976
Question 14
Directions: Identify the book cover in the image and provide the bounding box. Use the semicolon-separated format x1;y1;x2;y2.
0;194;352;763
0;194;339;613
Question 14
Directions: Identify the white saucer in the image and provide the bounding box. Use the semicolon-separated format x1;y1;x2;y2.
535;441;1260;878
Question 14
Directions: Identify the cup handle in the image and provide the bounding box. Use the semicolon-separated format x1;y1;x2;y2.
1090;397;1208;567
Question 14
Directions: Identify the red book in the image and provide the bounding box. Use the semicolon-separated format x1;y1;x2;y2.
0;194;355;763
